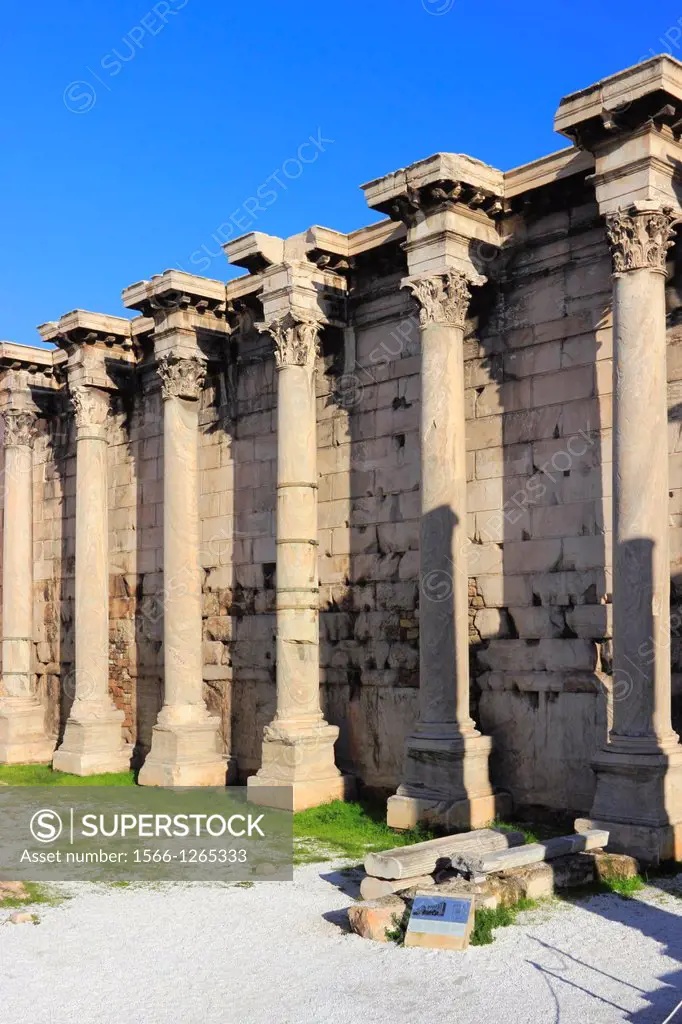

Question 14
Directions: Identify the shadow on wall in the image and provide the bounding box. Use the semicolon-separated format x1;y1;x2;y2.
670;399;682;740
132;373;164;768
221;315;277;781
467;195;611;819
54;389;76;744
319;244;423;795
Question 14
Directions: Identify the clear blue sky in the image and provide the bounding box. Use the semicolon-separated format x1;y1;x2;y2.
2;0;681;345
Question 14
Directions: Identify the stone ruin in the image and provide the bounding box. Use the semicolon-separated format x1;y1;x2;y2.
2;55;682;861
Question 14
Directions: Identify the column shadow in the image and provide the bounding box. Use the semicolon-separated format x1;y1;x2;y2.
468;189;610;823
218;306;277;782
320;242;421;798
132;352;164;773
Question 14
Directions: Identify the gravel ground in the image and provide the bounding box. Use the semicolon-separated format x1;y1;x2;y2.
1;864;681;1024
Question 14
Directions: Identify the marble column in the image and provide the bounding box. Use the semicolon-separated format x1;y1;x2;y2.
387;270;509;830
138;355;226;787
0;394;55;763
53;385;129;774
247;312;351;810
577;202;682;862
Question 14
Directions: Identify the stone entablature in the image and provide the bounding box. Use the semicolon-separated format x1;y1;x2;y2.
3;56;682;856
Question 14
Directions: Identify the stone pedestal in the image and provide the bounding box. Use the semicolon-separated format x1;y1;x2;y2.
53;386;129;775
387;271;509;830
576;204;682;864
0;401;55;763
247;313;352;811
138;355;226;787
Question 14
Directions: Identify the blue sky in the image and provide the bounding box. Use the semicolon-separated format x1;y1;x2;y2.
2;0;682;345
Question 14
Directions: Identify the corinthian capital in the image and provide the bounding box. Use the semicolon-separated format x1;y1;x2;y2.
402;270;479;328
605;204;678;274
259;312;322;369
157;355;206;400
2;409;37;448
70;386;109;430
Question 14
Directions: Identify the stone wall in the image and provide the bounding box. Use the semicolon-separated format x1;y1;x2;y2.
18;206;682;808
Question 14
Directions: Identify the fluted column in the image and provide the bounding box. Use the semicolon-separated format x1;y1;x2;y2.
577;202;682;862
53;385;129;774
138;355;226;787
387;270;508;830
0;394;55;763
247;312;351;810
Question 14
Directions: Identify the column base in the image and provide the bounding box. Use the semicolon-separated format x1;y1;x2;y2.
0;699;56;765
387;790;512;831
138;716;227;788
52;703;130;776
388;726;506;829
247;773;355;812
577;741;682;864
246;719;354;811
575;817;682;865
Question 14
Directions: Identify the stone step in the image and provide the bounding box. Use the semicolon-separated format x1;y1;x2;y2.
364;828;525;880
452;830;609;879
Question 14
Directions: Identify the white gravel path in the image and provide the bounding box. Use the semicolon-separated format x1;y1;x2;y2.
1;864;681;1024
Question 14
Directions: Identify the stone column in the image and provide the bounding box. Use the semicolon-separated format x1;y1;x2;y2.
0;391;55;763
247;312;351;810
53;386;129;774
138;355;226;787
387;270;509;830
577;202;682;862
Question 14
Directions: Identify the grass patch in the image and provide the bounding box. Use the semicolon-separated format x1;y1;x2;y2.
385;896;539;948
385;906;411;945
293;800;435;862
0;882;67;909
490;819;539;845
0;765;135;787
471;898;538;946
599;874;645;898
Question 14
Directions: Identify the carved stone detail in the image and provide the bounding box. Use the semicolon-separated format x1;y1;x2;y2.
2;409;37;448
157;355;206;400
606;205;678;274
260;313;322;368
403;271;474;328
70;386;109;429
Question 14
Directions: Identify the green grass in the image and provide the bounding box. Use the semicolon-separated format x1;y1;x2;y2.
0;882;67;909
490;819;540;845
0;765;135;787
470;898;538;946
385;896;539;947
599;874;645;898
293;800;435;862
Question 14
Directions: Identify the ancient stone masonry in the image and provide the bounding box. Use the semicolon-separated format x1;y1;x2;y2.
4;55;682;852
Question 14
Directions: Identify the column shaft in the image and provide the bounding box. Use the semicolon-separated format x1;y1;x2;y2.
161;395;204;714
0;405;54;763
611;267;675;747
419;320;476;733
53;385;129;775
138;354;226;787
247;312;351;811
3;441;34;699
275;361;321;726
577;202;682;863
75;425;110;706
387;270;507;830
